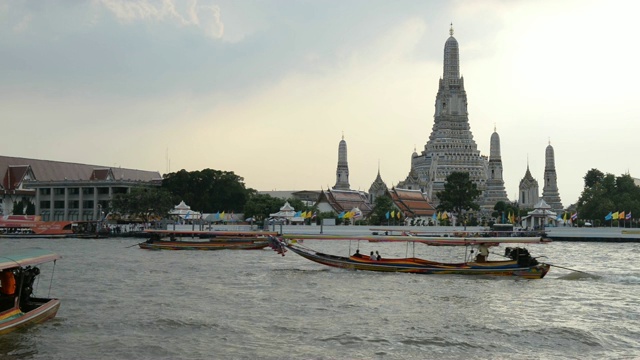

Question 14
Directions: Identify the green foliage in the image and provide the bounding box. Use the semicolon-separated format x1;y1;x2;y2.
436;172;481;221
110;186;174;223
370;195;395;225
11;198;35;215
162;169;254;213
242;194;283;222
577;170;640;224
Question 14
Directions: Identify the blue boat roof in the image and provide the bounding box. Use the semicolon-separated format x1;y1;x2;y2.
0;249;60;271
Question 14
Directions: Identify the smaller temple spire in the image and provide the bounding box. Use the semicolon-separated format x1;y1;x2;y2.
449;23;454;36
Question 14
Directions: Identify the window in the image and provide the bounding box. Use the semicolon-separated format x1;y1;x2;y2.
54;201;65;209
82;188;94;195
54;188;65;195
82;200;94;209
68;188;79;195
39;188;51;195
40;201;51;209
97;187;110;195
68;200;79;209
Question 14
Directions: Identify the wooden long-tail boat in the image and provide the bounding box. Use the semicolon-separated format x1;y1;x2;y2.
0;249;61;334
268;235;551;279
138;230;277;250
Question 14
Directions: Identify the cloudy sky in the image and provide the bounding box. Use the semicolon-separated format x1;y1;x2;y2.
2;0;639;206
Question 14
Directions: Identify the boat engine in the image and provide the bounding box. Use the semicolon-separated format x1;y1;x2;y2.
504;247;539;267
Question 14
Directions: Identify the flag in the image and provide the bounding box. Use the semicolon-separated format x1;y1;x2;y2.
571;212;578;221
605;212;613;220
619;211;625;220
432;212;437;220
312;212;317;219
215;211;220;220
397;211;401;219
220;211;225;220
338;211;345;219
185;211;191;220
437;212;441;220
300;211;306;218
391;210;395;218
385;211;390;219
442;211;448;220
626;212;632;220
612;211;619;220
563;212;567;221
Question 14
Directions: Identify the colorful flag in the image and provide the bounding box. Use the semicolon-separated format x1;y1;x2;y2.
215;211;220;220
385;211;390;219
619;211;625;220
571;212;578;221
437;212;441;220
442;211;448;220
432;212;437;220
312;212;317;219
300;211;306;218
605;212;613;220
338;211;345;219
626;212;632;220
391;210;395;219
612;211;619;220
397;211;401;219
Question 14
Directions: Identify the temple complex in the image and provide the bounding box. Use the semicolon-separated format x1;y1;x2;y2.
397;25;506;212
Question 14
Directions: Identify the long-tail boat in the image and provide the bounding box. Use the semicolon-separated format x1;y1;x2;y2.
0;249;61;334
138;230;277;250
267;234;551;279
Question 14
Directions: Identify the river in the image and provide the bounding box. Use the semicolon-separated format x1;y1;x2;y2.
0;235;638;359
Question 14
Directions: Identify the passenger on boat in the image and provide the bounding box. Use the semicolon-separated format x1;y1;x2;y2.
0;270;16;296
476;244;489;262
375;251;382;261
353;249;362;258
370;251;376;261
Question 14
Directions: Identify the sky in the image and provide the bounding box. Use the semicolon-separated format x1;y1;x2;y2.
2;0;639;207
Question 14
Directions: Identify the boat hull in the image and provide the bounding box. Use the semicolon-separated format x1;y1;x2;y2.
0;298;60;335
139;240;270;251
285;245;550;279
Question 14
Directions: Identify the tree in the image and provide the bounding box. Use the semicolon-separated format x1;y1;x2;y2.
242;193;284;223
162;169;254;213
577;169;640;225
370;195;395;225
111;187;174;223
436;172;481;226
584;168;605;188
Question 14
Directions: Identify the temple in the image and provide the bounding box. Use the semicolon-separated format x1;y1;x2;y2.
333;135;350;190
398;25;506;211
541;142;563;212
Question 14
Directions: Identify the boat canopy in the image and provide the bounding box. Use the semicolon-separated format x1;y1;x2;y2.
0;249;61;271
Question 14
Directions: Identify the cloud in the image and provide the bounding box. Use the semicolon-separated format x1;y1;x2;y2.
98;0;224;39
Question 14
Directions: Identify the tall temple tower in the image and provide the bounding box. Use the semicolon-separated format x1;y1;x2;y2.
402;25;489;208
519;160;539;209
541;142;563;212
333;135;350;190
484;127;509;205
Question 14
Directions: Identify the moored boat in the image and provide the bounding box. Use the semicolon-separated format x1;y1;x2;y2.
0;249;61;334
0;215;73;238
268;235;551;279
138;230;277;250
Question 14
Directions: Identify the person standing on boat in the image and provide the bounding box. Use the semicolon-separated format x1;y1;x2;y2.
476;244;489;262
